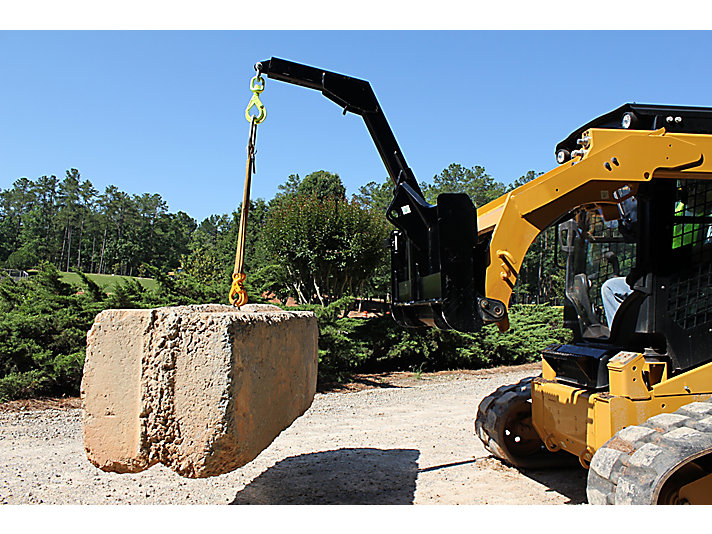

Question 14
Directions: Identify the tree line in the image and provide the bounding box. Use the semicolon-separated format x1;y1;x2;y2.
1;164;565;306
0;169;193;277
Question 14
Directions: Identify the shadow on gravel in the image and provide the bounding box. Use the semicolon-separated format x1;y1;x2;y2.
317;376;407;393
520;466;589;504
230;448;420;505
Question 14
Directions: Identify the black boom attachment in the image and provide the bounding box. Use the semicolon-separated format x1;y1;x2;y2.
259;57;499;332
387;187;502;332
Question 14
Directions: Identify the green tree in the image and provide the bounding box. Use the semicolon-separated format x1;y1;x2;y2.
132;193;169;269
153;211;196;272
56;169;82;272
297;170;346;201
507;170;542;192
263;192;389;306
18;175;61;266
275;173;301;199
0;178;34;265
350;177;393;297
5;243;40;270
423;163;507;207
352;177;393;214
505;170;565;305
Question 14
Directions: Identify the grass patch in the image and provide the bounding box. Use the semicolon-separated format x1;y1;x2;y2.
59;272;158;293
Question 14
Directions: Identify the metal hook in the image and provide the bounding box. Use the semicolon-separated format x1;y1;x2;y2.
245;74;266;123
249;74;265;94
245;91;266;123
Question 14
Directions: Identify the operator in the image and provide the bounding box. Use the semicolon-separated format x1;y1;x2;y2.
601;276;632;330
600;196;637;329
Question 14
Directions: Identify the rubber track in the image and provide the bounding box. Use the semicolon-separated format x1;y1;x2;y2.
475;378;531;462
587;398;712;504
475;377;569;469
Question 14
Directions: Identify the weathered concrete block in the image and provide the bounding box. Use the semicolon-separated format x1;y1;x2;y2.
81;304;318;478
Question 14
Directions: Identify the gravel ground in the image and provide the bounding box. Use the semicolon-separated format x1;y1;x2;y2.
0;364;588;505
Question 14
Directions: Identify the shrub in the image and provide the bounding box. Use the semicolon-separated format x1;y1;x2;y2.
0;263;103;401
300;301;571;383
0;261;572;401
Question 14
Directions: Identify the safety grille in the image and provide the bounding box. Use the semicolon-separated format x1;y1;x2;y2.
672;179;712;260
667;263;712;330
667;180;712;329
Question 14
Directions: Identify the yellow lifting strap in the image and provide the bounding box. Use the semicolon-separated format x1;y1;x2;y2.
229;69;266;307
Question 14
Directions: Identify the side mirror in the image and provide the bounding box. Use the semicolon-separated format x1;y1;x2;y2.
559;219;576;254
603;250;621;277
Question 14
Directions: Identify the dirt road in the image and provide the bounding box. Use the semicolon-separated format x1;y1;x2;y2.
0;364;588;505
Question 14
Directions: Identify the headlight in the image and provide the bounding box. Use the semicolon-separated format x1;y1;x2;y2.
621;111;638;129
556;149;571;164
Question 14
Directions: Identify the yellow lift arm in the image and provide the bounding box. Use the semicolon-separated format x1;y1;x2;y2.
477;127;712;326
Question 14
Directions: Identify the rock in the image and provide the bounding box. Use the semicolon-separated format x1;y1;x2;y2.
81;304;318;478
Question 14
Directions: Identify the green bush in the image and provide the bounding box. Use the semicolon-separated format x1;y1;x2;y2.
300;301;572;383
0;263;104;402
0;261;264;402
0;370;50;402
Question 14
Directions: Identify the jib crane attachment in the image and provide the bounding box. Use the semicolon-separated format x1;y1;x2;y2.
258;57;505;332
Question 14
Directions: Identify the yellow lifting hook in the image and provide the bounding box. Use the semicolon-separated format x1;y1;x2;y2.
244;74;266;124
230;66;266;307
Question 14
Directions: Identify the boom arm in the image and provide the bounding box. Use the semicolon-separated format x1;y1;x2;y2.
258;57;424;198
259;57;504;332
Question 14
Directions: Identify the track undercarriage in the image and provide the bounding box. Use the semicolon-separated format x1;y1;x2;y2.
476;375;712;504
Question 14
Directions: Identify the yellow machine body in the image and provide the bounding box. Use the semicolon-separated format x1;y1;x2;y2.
473;124;712;490
532;353;712;466
475;120;712;504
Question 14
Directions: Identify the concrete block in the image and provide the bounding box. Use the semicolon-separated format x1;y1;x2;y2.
81;304;318;478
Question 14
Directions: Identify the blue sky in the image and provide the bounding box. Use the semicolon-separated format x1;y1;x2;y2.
2;30;712;222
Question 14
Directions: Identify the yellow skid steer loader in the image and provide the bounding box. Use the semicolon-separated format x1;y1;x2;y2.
258;57;712;504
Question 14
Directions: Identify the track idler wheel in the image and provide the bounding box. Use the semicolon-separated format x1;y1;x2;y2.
475;377;577;469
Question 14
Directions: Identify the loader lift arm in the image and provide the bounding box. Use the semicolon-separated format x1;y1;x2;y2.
475;125;709;315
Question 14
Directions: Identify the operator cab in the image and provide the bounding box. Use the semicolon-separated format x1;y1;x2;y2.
559;187;638;342
550;177;712;389
545;103;712;390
